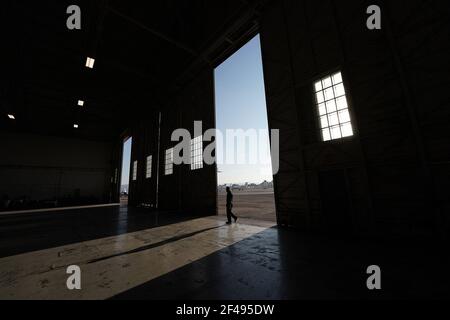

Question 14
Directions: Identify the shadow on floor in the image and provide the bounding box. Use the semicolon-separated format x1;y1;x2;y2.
0;206;210;258
113;227;450;300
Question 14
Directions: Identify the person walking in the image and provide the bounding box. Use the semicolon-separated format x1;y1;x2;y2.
226;187;238;224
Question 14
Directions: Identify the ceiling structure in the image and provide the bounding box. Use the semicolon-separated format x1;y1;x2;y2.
1;0;265;141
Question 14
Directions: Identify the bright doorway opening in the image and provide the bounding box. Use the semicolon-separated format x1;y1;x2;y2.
120;137;132;206
214;34;276;223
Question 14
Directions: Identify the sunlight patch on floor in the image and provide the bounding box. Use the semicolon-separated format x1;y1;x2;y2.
0;217;274;300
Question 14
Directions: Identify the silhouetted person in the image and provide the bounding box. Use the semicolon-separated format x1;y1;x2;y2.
226;187;238;224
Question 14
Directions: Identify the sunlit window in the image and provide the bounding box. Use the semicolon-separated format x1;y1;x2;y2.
132;161;138;181
146;155;152;179
85;57;95;69
190;135;203;170
314;71;353;141
165;148;173;175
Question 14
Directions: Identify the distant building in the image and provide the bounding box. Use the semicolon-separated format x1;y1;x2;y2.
217;181;273;191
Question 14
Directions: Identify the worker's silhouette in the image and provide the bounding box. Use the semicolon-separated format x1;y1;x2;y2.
226;187;238;224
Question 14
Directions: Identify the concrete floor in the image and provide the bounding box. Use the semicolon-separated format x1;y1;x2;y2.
1;206;449;300
218;190;276;222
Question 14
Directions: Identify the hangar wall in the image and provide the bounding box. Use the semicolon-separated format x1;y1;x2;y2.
259;0;450;236
126;113;159;208
125;69;217;215
0;132;113;208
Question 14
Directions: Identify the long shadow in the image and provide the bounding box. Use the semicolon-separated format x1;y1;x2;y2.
0;206;213;258
87;225;225;264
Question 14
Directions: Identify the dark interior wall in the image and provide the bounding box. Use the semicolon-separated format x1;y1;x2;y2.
128;114;160;207
0;132;113;206
126;69;217;215
176;69;217;215
158;100;182;211
260;0;450;236
110;141;123;204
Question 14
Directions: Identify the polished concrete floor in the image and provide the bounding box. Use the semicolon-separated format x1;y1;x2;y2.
1;206;449;300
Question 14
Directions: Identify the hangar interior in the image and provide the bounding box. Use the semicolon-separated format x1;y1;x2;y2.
1;0;450;299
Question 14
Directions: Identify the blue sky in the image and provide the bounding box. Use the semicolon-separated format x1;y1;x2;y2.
214;34;273;185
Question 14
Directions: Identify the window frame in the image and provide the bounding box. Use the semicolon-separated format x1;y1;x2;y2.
190;135;204;171
164;148;174;176
146;155;152;179
132;160;138;181
313;70;355;143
